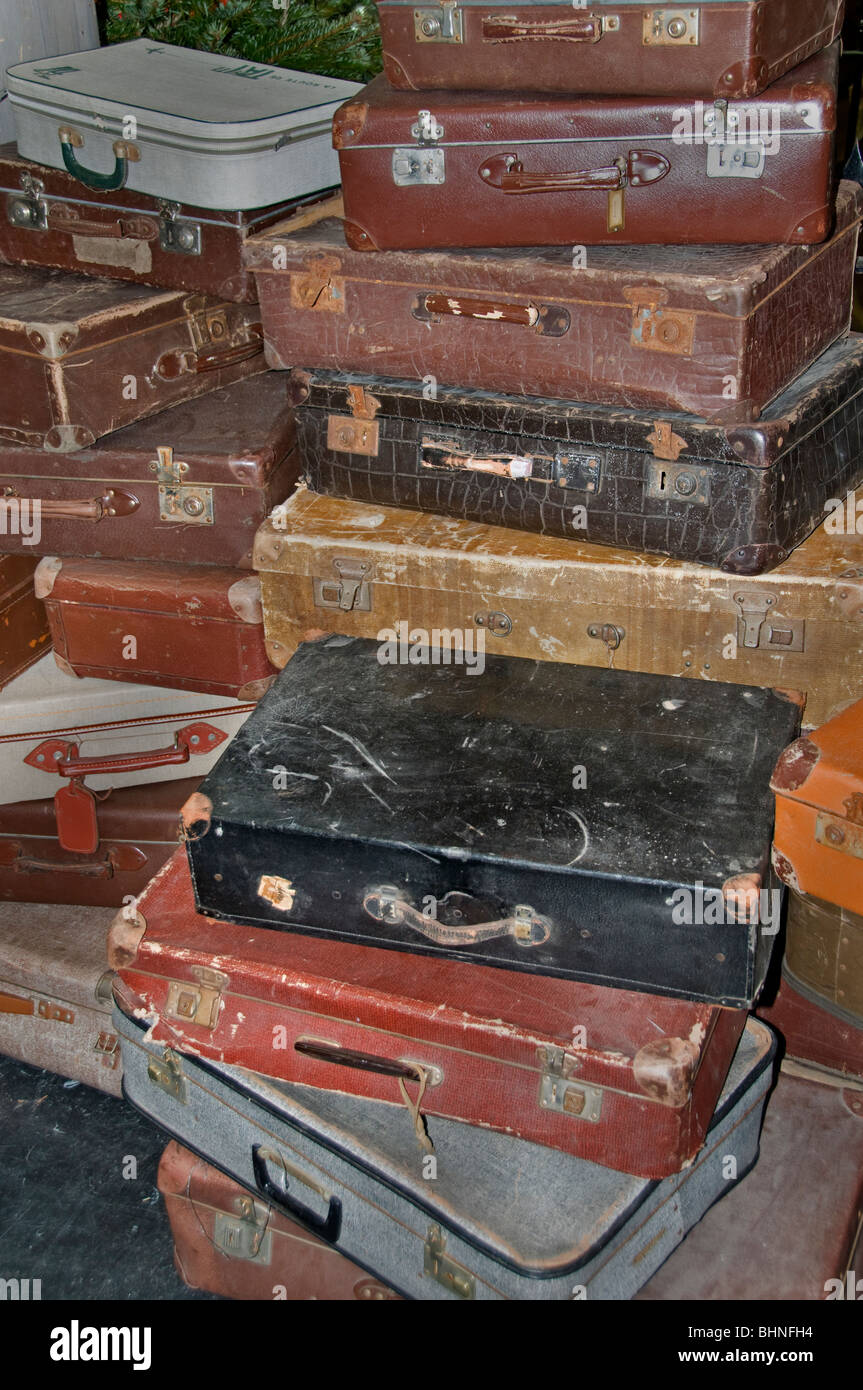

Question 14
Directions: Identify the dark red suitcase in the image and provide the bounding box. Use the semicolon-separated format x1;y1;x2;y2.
0;264;264;452
110;848;747;1179
333;48;838;250
158;1141;400;1301
0;556;50;689
36;558;275;701
0;778;196;906
244;182;861;421
758;967;863;1084
377;0;844;99
0;374;297;567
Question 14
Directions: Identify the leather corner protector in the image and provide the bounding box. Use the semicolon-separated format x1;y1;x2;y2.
237;674;276;701
343;220;378;252
227;574;263;625
331;100;368;148
34;555;62;599
53;652;79;678
770;735;820;793
722;872;762;923
632;1037;699;1108
180;792;213;841
107;905;147;970
771;846;799;892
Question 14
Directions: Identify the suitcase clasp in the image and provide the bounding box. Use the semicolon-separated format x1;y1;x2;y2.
7;173;47;231
643;9;700;46
537;1046;603;1122
414;3;463;43
733;592;805;653
164;966;228;1032
150;445;214;525
213;1198;273;1264
157;200;201;256
146;1048;187;1103
313;557;374;613
423;1226;475;1299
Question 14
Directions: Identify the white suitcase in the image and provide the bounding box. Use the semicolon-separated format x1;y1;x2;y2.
6;39;361;211
0;652;254;809
0;0;99;144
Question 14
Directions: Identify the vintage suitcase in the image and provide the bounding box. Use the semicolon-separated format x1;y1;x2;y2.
0;146;342;302
159;1142;400;1301
244;182;861;421
377;0;845;99
117;999;775;1300
285;333;863;572
333;50;838;251
0;900;121;1095
0;265;265;452
36;558;276;701
758;966;863;1083
0;374;298;568
0;777;197;907
772;696;863;915
6;40;360;211
182;637;799;1006
254;489;863;727
0;556;50;689
0;651;254;814
0;0;99;143
110;847;747;1177
636;1071;863;1300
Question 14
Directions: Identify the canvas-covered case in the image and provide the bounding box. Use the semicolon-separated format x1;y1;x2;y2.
0;148;342;301
0;777;197;907
377;0;845;99
333;51;838;250
0;374;298;568
0;900;121;1095
244;182;861;422
182;637;798;1006
254;489;863;729
0;556;50;689
110;847;747;1177
117;997;775;1301
771;695;863;915
636;1071;863;1300
35;558;276;701
5;40;360;212
0;265;265;452
286;333;863;573
159;1142;401;1301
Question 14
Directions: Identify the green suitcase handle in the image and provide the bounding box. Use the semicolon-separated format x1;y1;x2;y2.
58;126;140;191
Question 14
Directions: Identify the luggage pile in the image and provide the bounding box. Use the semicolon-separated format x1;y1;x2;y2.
0;3;862;1301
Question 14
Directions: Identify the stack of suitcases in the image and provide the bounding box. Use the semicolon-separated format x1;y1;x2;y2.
0;0;861;1301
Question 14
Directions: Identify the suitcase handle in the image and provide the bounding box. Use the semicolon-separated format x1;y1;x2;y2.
294;1037;439;1085
45;207;159;241
0;989;35;1016
23;722;228;779
251;1145;342;1244
478;150;670;195
364;887;552;948
155;328;264;379
0;841;146;877
2;488;140;522
58;127;141;192
413;293;571;337
482;14;604;43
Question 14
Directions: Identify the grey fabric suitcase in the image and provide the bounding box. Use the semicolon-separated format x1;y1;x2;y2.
116;997;775;1301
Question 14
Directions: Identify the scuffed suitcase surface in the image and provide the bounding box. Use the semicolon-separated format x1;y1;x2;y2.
255;488;863;729
0;264;265;450
783;887;863;1024
244;183;862;421
636;1071;863;1300
185;636;799;1006
0;901;120;1094
0;555;50;688
0;373;298;567
758;967;863;1083
159;1142;401;1300
289;334;863;572
112;848;745;1177
117;1000;775;1301
377;0;844;98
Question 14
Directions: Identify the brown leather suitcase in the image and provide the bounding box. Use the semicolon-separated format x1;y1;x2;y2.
758;965;863;1084
158;1142;400;1301
0;149;341;302
36;558;276;701
244;181;861;421
378;0;845;99
0;900;121;1094
0;556;50;690
333;48;838;250
0;264;265;452
0;777;197;906
0;374;298;568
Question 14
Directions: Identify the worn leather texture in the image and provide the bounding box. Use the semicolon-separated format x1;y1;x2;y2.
0;556;50;689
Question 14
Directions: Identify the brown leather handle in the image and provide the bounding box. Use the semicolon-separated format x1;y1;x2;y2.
421;294;539;327
482;14;602;42
4;488;140;521
156;328;264;380
0;989;34;1016
294;1038;425;1082
0;843;143;877
479;150;670;195
23;721;227;779
46;208;159;240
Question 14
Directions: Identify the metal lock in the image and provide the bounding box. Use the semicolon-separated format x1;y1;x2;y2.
313;557;373;613
164;966;227;1031
538;1046;603;1121
414;2;463;42
158;200;201;256
213;1197;273;1263
706;141;766;179
629;302;696;356
326;414;380;456
150;445;214;526
147;1049;186;1103
392;147;446;186
646;460;710;505
733;593;805;652
643;8;700;44
423;1225;475;1298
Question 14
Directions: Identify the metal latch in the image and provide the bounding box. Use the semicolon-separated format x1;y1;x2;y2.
313;557;373;613
423;1225;474;1298
537;1046;603;1121
815;812;863;862
164;965;228;1031
646;459;710;505
93;1032;120;1070
626;290;696;356
394;110;445;188
587;623;625;651
704;102;766;178
474;611;512;637
147;1048;187;1102
158;200;201;256
6;172;47;230
414;2;463;42
327;415;380;455
213;1196;273;1263
643;8;700;45
150;445;214;525
733;593;805;652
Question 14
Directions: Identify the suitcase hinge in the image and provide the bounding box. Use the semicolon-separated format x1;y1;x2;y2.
157;200;201;256
213;1196;273;1263
93;1031;120;1070
414;2;463;42
313;557;374;613
643;9;700;45
537;1046;603;1121
423;1225;475;1299
164;965;228;1031
733;592;805;652
147;1047;187;1102
150;445;214;525
7;172;47;231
